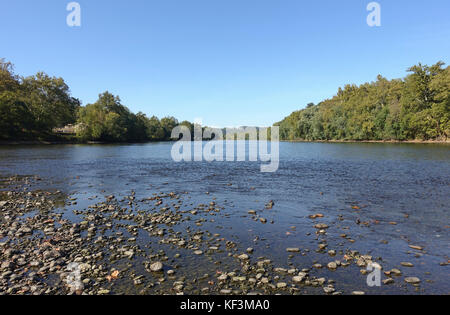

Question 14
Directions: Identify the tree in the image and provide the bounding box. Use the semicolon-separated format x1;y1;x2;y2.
0;59;34;139
76;92;131;142
277;62;449;141
22;72;80;132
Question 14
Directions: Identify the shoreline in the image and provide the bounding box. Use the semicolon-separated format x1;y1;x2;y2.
1;139;449;146
0;140;169;146
282;139;450;144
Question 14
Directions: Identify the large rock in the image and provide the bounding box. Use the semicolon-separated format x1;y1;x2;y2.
149;262;163;272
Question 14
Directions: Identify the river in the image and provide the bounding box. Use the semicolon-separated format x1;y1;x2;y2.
0;142;449;295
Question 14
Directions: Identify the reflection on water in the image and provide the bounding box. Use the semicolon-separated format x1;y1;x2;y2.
0;142;449;294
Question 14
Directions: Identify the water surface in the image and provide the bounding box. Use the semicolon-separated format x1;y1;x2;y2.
0;142;449;294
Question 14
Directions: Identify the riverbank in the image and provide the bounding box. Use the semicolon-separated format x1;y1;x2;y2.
1;174;444;295
0;139;168;146
2;138;449;146
283;139;450;144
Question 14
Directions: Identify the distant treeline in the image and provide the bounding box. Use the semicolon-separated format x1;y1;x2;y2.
276;62;449;141
0;59;193;142
2;59;449;143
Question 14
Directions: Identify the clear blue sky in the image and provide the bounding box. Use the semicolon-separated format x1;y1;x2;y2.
1;0;449;127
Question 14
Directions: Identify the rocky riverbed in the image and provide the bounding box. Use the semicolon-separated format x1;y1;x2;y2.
0;175;447;295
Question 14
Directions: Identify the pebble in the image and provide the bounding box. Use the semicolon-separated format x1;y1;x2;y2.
405;277;421;285
383;278;395;285
276;282;287;289
327;262;338;270
401;262;414;268
293;273;307;283
312;264;323;269
238;254;249;260
149;262;163;272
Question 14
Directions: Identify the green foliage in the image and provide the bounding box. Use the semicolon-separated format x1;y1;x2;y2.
0;59;80;140
3;58;448;143
77;92;131;142
0;59;188;142
22;72;80;132
76;92;184;142
0;60;32;139
277;62;449;141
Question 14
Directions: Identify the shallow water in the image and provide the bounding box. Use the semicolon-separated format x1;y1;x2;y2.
0;142;449;294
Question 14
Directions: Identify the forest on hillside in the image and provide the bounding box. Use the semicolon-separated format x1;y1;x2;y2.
276;62;449;141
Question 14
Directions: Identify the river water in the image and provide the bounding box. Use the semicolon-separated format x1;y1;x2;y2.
0;142;449;294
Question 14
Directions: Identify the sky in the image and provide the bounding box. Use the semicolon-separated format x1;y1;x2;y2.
1;0;449;127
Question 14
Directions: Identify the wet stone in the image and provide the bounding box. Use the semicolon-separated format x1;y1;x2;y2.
149;262;163;272
405;277;421;285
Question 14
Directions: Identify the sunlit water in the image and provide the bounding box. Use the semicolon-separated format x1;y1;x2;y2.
0;142;449;294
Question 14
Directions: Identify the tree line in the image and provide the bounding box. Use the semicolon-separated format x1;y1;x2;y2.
276;62;449;141
0;59;193;142
2;59;449;143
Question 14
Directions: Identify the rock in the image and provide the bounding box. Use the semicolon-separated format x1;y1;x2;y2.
327;262;338;270
276;282;287;289
194;250;203;255
286;248;300;253
124;250;134;257
401;262;414;267
218;274;228;281
389;268;402;276
323;286;335;294
312;264;323;269
316;278;326;285
352;291;366;295
238;254;249;260
293;273;307;283
314;224;329;229
408;245;424;251
265;201;275;209
356;258;367;267
383;278;395;285
0;201;8;207
405;277;421;285
149;262;163;272
232;276;246;282
260;277;269;284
